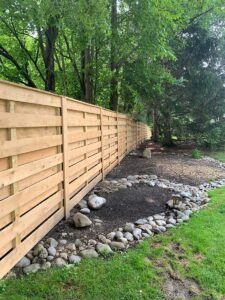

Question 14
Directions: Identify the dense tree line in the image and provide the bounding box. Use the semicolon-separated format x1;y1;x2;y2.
0;0;224;148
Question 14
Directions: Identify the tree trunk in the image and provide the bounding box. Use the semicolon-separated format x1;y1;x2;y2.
81;47;94;103
110;0;119;111
152;108;160;142
162;114;174;146
44;23;58;92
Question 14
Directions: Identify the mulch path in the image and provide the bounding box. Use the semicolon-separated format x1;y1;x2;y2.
47;141;224;242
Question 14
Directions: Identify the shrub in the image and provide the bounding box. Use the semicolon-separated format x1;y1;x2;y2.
192;148;203;159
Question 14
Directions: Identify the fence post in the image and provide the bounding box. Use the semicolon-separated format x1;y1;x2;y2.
100;108;105;180
117;112;120;164
61;97;70;219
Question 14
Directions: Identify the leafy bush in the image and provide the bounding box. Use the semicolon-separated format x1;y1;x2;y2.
192;148;203;159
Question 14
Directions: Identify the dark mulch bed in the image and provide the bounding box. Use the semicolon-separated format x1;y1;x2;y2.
47;184;172;241
46;140;224;242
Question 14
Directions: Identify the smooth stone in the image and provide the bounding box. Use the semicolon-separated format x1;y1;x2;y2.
133;228;142;240
155;220;166;226
59;239;67;245
154;214;165;220
78;199;88;209
110;241;126;250
168;218;176;225
158;226;167;232
98;234;108;244
149;175;158;180
80;208;91;214
135;218;148;225
88;194;106;209
107;232;116;240
48;246;56;257
55;257;67;267
96;243;113;256
115;231;123;240
47;256;54;261
124;222;135;233
33;244;44;256
73;212;92;228
16;257;31;268
80;249;99;258
47;238;58;248
75;239;82;247
60;253;68;260
124;232;134;241
127;175;136;181
147;181;156;187
69;255;82;264
23;263;40;274
66;243;76;251
41;262;51;270
39;248;48;259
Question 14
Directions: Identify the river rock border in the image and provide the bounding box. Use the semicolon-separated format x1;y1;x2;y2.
9;174;225;278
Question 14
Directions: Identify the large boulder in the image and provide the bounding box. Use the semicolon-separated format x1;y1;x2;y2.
73;212;92;228
88;194;106;210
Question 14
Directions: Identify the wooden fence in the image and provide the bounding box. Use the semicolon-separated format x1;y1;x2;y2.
0;79;150;278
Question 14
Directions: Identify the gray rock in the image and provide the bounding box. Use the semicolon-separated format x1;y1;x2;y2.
48;246;56;257
107;232;116;240
110;241;126;250
88;194;106;209
149;175;158;180
23;263;40;274
16;257;30;268
166;224;175;229
75;239;83;247
155;220;166;226
66;243;76;251
39;248;48;259
80;249;99;258
33;244;44;256
124;232;134;241
147;181;156;187
135;218;148;225
158;226;167;232
73;212;92;228
59;239;67;245
47;238;58;248
78;199;88;209
47;256;54;261
124;222;134;233
142;148;151;159
167;218;176;225
69;255;82;264
127;175;136;181
88;239;97;246
133;228;142;240
55;257;67;267
153;214;165;220
80;208;91;214
115;231;123;240
98;234;109;244
138;224;152;234
60;253;68;260
41;262;51;270
96;243;113;256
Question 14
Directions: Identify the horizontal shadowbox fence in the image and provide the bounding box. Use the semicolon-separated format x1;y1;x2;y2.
0;79;150;278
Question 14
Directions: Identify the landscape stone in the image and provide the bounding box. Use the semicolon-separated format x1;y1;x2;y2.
80;208;91;214
133;228;142;240
80;249;99;258
124;222;134;232
96;243;113;256
73;212;92;228
110;241;126;250
16;257;30;268
88;194;106;209
23;263;40;274
48;247;56;257
69;255;82;264
124;232;134;241
41;262;51;270
55;257;67;267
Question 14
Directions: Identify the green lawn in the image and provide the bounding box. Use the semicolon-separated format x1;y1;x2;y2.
1;187;225;300
208;151;225;162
